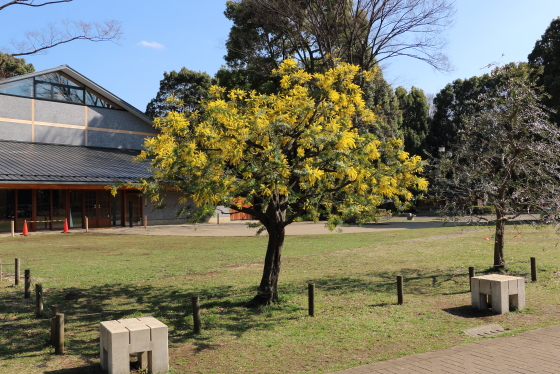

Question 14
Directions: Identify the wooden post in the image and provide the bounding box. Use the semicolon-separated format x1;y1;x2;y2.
531;257;537;282
15;258;20;286
0;258;2;283
85;217;89;233
308;283;315;317
397;275;404;305
129;201;133;228
51;305;59;346
217;213;220;225
24;269;31;298
144;215;147;229
54;313;64;354
468;267;475;291
11;220;14;237
35;284;43;318
192;295;201;334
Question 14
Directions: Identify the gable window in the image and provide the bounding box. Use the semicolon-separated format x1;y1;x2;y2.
0;71;121;109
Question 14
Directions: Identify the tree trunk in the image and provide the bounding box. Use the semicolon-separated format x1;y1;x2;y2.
494;207;506;270
249;221;285;306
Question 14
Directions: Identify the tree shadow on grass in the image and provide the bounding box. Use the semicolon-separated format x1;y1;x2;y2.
0;266;480;367
442;305;497;319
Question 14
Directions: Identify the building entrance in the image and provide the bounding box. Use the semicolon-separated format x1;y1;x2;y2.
84;190;112;228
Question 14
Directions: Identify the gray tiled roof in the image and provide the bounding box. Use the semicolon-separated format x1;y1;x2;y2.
0;141;152;184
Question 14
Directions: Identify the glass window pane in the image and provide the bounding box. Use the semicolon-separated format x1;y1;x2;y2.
36;190;51;230
0;78;33;97
16;189;32;231
52;190;66;229
52;86;84;103
0;189;15;232
35;82;52;99
69;190;82;228
35;72;81;87
85;90;120;109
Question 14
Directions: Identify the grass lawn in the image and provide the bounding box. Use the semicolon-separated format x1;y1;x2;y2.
1;223;560;373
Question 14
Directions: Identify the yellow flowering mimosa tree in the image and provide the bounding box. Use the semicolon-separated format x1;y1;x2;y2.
137;60;427;305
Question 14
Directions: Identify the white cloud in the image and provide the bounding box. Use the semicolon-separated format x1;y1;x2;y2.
137;41;165;49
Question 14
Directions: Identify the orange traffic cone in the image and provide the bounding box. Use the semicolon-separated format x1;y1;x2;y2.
62;218;70;234
21;220;29;236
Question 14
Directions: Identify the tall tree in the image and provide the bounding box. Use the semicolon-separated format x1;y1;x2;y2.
430;63;560;269
428;73;493;156
135;60;427;305
0;52;34;78
528;16;560;125
396;86;430;156
224;0;454;76
0;0;122;69
146;68;215;119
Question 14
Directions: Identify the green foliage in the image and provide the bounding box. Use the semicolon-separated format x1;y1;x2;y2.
361;69;403;139
528;17;560;125
0;53;34;79
428;73;493;155
396;86;430;156
145;68;215;119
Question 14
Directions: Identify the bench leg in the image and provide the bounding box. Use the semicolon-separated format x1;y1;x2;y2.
138;352;148;370
492;281;509;314
107;330;130;374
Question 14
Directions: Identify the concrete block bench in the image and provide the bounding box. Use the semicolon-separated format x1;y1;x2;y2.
100;316;168;374
471;274;525;314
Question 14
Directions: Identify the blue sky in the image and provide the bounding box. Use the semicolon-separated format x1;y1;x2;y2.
2;0;560;111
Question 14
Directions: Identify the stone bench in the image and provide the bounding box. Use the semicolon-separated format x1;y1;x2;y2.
471;274;525;314
100;317;169;374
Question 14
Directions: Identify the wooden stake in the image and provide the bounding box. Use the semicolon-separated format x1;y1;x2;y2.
308;283;315;317
192;295;201;334
144;215;148;229
54;313;64;354
397;275;404;305
217;213;220;225
531;257;537;282
15;258;20;286
469;267;475;291
51;305;59;346
11;220;14;237
24;269;31;298
35;283;43;318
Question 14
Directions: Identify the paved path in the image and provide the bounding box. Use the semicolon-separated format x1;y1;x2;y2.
90;217;448;237
330;324;560;374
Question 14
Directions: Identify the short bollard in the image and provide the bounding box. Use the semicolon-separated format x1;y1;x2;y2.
192;295;201;334
397;275;404;305
51;305;59;346
217;213;220;225
469;267;475;291
11;220;15;237
531;257;537;282
85;217;89;233
144;215;148;229
15;258;20;286
54;313;64;354
24;269;31;298
35;284;43;318
308;283;315;317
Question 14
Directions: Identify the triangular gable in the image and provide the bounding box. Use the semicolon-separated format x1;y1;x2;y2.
0;65;152;126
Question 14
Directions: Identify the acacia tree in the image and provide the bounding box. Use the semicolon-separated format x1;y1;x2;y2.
431;63;560;269
137;60;427;305
0;0;122;69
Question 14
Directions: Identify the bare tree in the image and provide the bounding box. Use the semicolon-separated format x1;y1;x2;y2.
225;0;454;75
0;0;122;69
430;63;560;270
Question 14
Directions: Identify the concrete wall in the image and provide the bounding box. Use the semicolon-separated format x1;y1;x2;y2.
0;94;156;150
144;191;216;225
